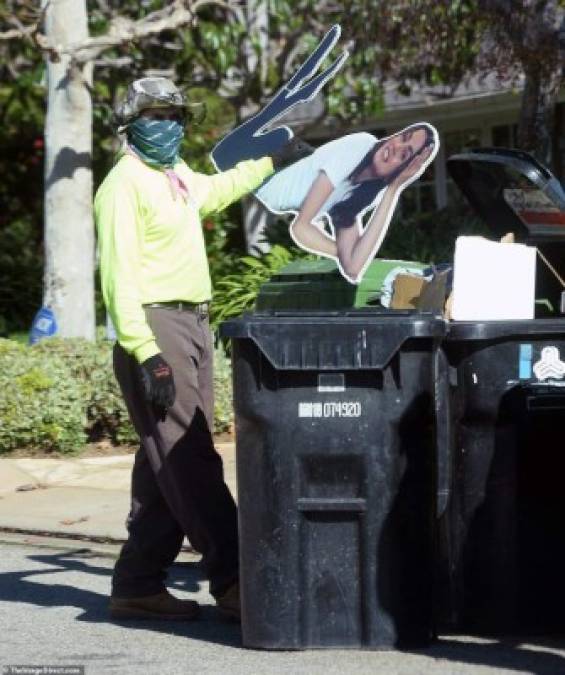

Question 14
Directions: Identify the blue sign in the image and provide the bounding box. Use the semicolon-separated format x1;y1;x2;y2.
519;343;533;379
29;306;58;345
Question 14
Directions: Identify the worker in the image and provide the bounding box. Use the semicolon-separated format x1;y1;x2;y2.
95;76;310;621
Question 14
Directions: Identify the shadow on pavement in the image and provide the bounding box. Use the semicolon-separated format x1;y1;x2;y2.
4;547;565;668
413;635;565;675
0;548;241;648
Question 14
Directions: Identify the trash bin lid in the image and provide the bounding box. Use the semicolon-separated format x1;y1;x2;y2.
446;317;565;341
255;258;427;312
220;312;445;370
447;148;565;245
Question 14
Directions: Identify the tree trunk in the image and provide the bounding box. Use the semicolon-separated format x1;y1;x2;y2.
242;0;270;254
518;62;560;165
477;0;564;166
245;0;269;87
42;0;95;340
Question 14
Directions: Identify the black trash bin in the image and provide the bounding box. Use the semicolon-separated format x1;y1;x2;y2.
220;309;445;649
436;148;565;634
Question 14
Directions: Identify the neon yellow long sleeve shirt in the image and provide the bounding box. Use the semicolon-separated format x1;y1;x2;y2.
94;153;273;363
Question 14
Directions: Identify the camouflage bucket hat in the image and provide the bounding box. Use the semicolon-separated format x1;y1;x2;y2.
114;77;206;131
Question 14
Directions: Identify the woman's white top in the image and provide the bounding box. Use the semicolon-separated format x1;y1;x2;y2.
254;132;377;222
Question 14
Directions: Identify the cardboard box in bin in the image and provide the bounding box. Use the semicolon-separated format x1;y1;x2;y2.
390;274;427;309
451;235;537;321
391;270;450;313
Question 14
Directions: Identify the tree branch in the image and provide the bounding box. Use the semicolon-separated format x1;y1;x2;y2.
0;9;39;42
477;0;563;51
65;0;240;64
1;0;241;65
92;56;134;69
0;25;33;40
94;0;111;14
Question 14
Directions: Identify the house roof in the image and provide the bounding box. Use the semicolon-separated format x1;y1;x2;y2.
382;72;524;111
282;71;565;138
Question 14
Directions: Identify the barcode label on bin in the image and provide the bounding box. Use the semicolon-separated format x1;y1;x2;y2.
298;401;362;418
317;373;345;393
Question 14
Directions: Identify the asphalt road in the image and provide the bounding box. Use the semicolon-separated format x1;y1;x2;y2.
1;539;565;675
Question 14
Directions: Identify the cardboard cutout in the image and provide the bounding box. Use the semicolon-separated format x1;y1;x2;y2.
211;27;440;285
212;25;349;170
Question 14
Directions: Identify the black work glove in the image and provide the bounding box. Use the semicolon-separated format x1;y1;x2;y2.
271;137;314;171
140;353;176;412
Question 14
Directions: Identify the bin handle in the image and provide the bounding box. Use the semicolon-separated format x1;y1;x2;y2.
434;349;452;517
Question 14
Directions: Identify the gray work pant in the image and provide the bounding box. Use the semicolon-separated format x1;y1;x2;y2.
111;306;238;599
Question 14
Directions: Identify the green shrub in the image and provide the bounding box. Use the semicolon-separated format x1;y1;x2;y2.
213;343;233;434
210;244;308;329
0;336;233;454
0;338;87;454
0;218;43;335
380;200;489;264
205;210;244;285
39;338;139;446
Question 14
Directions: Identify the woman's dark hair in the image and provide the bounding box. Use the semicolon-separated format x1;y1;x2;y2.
329;124;435;230
329;179;385;230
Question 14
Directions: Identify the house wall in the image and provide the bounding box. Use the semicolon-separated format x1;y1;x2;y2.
554;102;565;181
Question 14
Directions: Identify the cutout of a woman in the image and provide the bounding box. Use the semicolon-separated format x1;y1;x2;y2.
254;123;438;284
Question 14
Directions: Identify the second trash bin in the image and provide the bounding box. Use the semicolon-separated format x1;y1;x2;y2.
437;148;565;634
221;307;445;649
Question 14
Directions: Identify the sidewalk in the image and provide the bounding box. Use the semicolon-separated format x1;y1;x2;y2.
0;442;236;543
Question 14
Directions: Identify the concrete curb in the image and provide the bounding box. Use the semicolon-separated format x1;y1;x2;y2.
0;443;236;540
0;529;200;561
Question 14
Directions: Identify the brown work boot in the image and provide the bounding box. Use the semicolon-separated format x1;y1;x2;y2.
216;581;240;622
109;590;200;621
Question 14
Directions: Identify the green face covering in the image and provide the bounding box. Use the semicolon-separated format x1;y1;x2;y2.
127;117;184;168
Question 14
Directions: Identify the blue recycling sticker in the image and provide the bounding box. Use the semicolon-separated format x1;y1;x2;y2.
29;306;58;345
518;343;533;379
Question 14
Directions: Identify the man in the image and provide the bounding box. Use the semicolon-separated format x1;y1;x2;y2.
95;77;309;621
